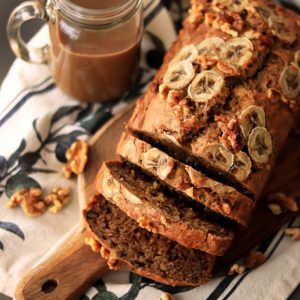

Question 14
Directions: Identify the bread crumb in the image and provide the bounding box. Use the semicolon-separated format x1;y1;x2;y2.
267;203;282;215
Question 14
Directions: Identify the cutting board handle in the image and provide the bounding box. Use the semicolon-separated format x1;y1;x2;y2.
15;226;109;300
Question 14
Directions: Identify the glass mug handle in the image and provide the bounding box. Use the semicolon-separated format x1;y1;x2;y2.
7;1;49;64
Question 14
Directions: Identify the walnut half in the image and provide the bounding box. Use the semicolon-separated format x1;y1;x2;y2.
44;187;71;213
63;140;88;178
267;192;298;215
6;188;45;217
244;251;267;269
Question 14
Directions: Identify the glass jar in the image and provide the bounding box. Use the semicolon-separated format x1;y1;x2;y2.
7;0;143;102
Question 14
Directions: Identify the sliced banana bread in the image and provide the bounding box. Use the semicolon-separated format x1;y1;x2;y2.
95;160;234;256
84;194;215;286
127;0;300;200
117;132;254;226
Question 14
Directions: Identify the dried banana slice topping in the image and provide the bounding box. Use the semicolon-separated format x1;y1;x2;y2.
200;144;234;171
231;151;252;181
196;37;225;60
294;50;300;68
220;38;253;68
280;66;300;99
214;0;249;12
268;16;296;44
248;127;272;164
142;148;174;180
254;4;275;22
188;71;224;103
163;61;195;90
170;44;198;65
239;105;266;139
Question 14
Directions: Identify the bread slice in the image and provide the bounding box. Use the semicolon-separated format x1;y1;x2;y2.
95;160;234;256
84;194;215;286
127;1;300;200
117;132;254;226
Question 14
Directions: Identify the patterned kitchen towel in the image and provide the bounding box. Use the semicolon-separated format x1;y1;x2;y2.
0;1;299;300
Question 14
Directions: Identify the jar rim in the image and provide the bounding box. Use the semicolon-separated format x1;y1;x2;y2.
52;0;142;27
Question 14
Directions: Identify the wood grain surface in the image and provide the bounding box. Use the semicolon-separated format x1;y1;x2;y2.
15;104;300;300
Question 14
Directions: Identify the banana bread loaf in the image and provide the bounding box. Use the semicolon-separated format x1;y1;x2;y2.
127;0;300;200
84;194;215;286
117;132;254;226
95;160;234;255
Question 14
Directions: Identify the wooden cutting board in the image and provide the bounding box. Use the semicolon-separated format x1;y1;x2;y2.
14;103;300;300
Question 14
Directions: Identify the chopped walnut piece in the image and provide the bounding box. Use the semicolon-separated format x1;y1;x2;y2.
188;0;204;24
285;227;300;241
85;237;102;252
244;30;261;40
159;84;169;100
7;188;45;217
267;192;298;214
63;140;88;178
244;251;267;269
160;292;175;300
220;23;238;37
228;263;246;276
45;187;71;213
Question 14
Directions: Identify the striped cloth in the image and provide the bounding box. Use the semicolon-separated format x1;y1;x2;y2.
0;1;299;299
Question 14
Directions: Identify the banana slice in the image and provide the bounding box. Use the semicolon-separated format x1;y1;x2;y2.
220;38;253;68
163;61;195;90
142;148;174;180
239;105;266;139
186;165;234;193
214;0;248;12
200;144;234;171
280;66;300;99
231;151;252;181
254;4;275;22
294;50;300;68
170;44;198;65
196;37;225;60
248;127;272;164
188;70;224;103
268;16;296;44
